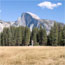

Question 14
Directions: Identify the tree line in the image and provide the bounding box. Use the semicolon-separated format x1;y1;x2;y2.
0;22;65;46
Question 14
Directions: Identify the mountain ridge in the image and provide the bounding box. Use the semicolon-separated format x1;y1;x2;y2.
0;12;64;34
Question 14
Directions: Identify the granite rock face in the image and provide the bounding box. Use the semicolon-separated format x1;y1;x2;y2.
0;12;63;34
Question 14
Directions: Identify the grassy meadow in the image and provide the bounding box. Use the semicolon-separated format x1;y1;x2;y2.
0;46;65;65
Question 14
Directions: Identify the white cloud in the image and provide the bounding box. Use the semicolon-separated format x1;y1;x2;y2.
38;1;62;10
57;3;62;6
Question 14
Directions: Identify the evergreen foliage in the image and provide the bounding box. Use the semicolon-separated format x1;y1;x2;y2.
31;27;38;45
23;27;31;45
38;27;47;45
58;24;63;45
62;25;65;45
48;22;58;46
0;23;65;46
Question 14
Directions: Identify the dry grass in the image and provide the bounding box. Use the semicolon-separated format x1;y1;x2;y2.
0;46;65;65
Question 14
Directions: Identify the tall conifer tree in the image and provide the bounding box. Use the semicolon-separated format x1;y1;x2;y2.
62;25;65;45
58;24;63;45
31;27;38;45
49;22;58;46
38;27;47;45
23;27;31;45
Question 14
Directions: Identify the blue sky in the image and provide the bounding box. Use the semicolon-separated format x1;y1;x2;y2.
0;0;65;24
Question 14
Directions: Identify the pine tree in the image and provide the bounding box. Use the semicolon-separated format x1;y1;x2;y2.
6;28;12;46
3;28;8;46
31;27;38;45
1;28;9;46
15;27;22;46
10;26;16;46
1;32;4;46
21;26;25;45
58;24;63;45
0;33;1;46
23;27;31;45
62;25;65;46
49;22;58;46
38;27;47;45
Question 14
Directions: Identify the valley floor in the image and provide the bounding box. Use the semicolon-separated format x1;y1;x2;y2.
0;46;65;65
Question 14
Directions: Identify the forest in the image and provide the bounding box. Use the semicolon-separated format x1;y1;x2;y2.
0;22;65;46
